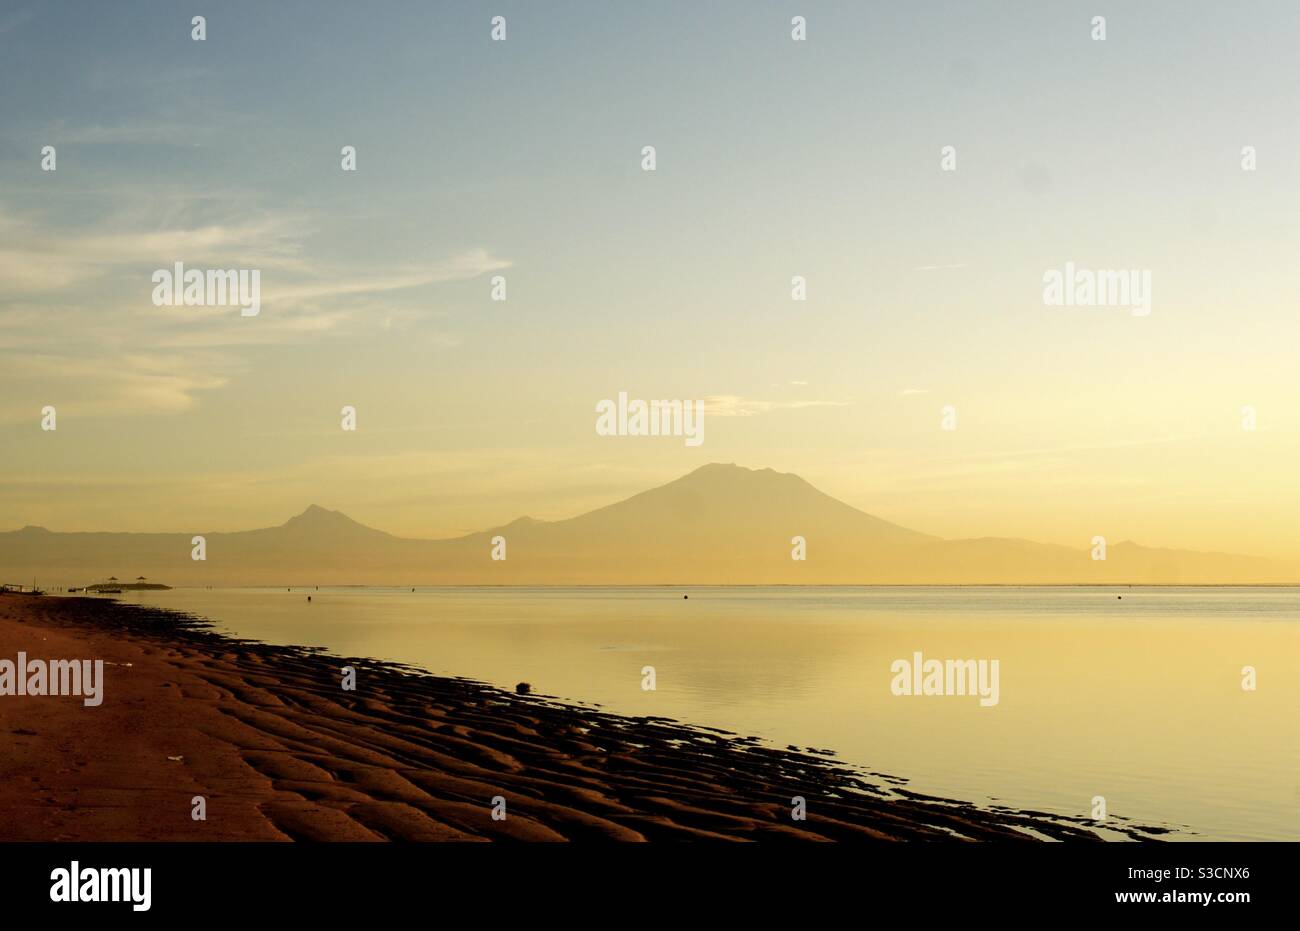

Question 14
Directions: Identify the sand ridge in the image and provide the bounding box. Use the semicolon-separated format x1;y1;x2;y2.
0;594;1161;842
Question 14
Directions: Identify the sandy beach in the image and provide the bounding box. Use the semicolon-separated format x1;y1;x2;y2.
0;592;1142;842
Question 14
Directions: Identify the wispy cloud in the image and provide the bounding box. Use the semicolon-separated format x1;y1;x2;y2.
260;250;509;305
20;96;259;149
703;395;849;417
0;208;310;296
0;202;509;419
0;352;232;419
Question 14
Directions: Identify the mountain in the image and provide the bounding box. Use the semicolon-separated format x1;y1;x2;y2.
0;464;1289;585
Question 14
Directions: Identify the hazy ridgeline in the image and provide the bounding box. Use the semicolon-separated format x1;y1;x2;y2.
2;466;1288;587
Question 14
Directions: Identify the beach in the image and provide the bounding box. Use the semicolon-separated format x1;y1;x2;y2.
0;592;1130;842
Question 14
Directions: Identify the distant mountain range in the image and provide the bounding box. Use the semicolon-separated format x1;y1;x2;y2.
1;464;1290;585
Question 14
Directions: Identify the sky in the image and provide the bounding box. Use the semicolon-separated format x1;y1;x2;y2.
2;1;1300;560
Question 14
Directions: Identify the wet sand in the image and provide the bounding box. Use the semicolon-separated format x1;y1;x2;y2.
0;593;1146;841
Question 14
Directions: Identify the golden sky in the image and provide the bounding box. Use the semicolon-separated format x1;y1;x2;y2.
3;2;1300;562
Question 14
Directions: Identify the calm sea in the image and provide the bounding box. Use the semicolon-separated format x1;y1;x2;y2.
117;585;1300;841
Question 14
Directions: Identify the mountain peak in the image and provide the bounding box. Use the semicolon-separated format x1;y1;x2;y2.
282;505;365;530
685;462;778;477
677;462;807;487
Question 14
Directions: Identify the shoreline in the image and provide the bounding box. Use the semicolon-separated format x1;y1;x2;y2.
0;593;1163;841
34;583;1300;590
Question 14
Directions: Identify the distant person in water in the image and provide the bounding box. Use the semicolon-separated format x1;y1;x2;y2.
307;596;312;602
